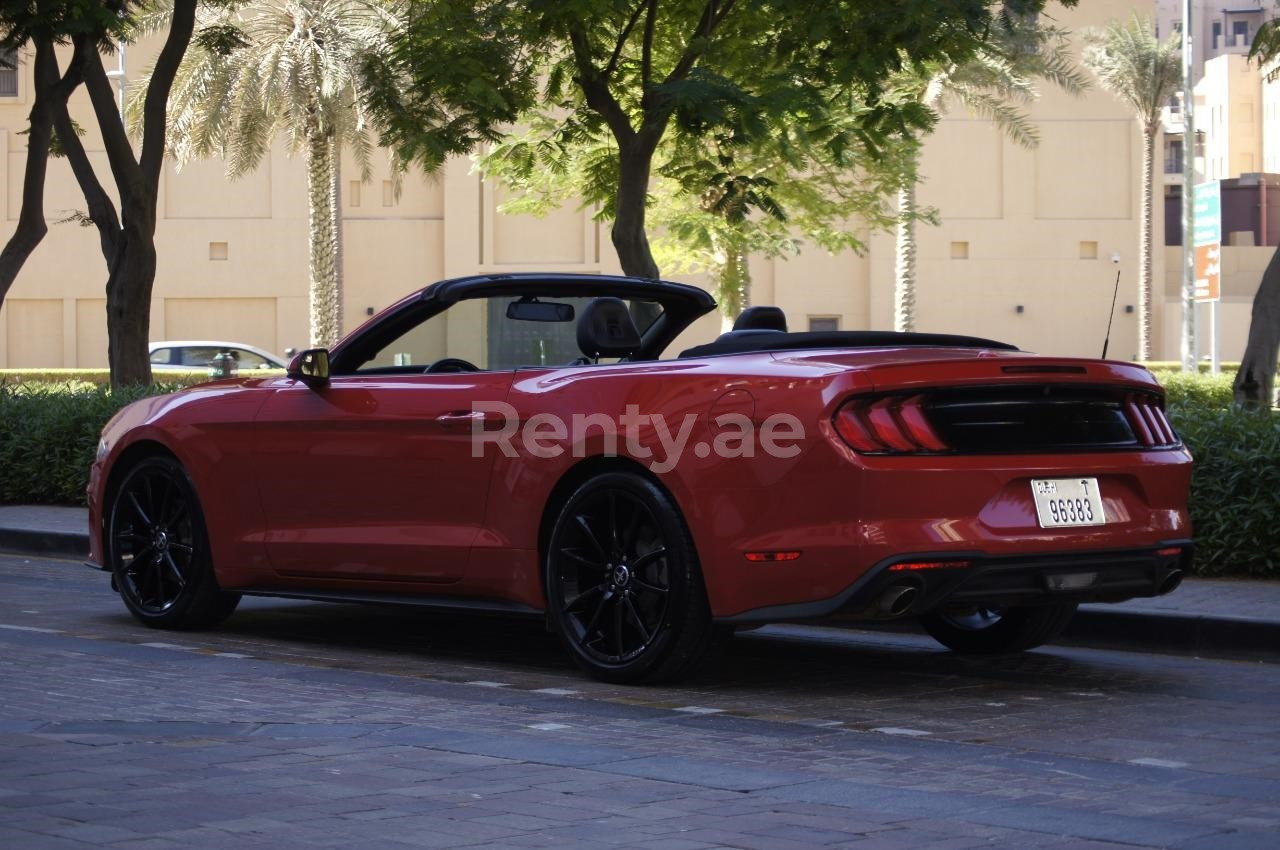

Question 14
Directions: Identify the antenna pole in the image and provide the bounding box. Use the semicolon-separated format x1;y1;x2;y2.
1102;267;1120;360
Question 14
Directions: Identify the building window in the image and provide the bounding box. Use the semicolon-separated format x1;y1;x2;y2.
1232;20;1249;47
0;48;17;97
808;316;840;333
1212;21;1222;50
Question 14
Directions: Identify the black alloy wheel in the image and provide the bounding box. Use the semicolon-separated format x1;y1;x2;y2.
920;601;1078;654
546;472;718;683
106;455;240;629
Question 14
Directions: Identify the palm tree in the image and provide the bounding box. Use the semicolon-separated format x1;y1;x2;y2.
1082;15;1182;362
895;19;1089;333
133;0;396;348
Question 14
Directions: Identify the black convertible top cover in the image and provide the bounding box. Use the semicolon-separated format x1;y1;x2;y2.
679;330;1019;359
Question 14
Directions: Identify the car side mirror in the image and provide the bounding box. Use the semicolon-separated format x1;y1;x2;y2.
288;348;330;384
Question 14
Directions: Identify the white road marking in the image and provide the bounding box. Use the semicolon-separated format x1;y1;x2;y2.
214;652;251;659
1071;692;1106;698
0;624;63;634
529;723;571;731
814;721;844;727
674;706;724;715
465;681;510;688
1130;758;1189;769
532;687;580;696
985;702;1007;707
139;642;189;650
872;727;932;737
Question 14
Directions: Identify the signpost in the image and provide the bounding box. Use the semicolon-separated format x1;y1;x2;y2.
1192;180;1221;373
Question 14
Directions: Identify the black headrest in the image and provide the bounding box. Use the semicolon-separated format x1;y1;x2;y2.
733;305;787;332
577;297;642;358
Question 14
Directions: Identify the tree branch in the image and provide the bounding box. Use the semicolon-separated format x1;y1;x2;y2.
661;0;736;87
569;25;636;144
140;0;197;190
54;38;122;257
606;2;648;79
81;49;142;203
641;0;657;89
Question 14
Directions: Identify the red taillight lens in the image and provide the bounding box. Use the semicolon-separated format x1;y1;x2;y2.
1124;394;1178;447
833;395;948;455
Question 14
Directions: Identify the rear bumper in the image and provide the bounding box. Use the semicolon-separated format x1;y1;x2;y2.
717;540;1193;624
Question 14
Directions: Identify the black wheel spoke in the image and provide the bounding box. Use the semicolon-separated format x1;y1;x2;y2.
631;576;667;595
583;592;609;636
632;547;667;570
560;547;606;571
564;585;602;614
623;595;652;645
574;514;607;560
612;599;625;657
163;552;187;589
168;542;193;555
620;502;644;556
128;544;155;563
608;492;619;554
126;490;153;528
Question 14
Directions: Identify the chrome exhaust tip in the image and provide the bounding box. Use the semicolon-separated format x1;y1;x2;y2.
1157;569;1184;596
877;584;920;617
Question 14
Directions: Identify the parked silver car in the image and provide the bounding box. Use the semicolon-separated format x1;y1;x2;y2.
148;340;288;373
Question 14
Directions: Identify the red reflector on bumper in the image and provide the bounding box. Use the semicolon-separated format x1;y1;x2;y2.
1155;547;1183;557
745;551;802;562
888;560;971;571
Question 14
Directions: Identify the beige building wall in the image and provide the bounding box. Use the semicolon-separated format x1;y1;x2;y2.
0;0;1250;370
1197;53;1264;180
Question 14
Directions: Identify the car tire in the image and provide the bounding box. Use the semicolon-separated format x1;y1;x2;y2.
545;471;721;684
920;602;1077;654
106;455;240;630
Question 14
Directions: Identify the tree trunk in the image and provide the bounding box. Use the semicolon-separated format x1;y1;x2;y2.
306;130;341;348
1233;245;1280;408
894;179;917;333
105;229;158;389
1138;127;1154;362
612;140;660;279
0;41;57;311
713;238;750;327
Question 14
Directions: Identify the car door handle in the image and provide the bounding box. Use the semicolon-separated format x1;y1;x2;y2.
434;410;487;431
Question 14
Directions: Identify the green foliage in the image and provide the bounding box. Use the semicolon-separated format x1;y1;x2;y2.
1167;405;1280;576
1157;370;1237;409
0;369;211;387
1082;15;1182;130
373;1;1077;294
0;0;139;50
0;382;174;505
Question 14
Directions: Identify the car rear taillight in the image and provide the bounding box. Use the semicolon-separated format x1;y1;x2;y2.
1123;394;1179;447
833;394;949;454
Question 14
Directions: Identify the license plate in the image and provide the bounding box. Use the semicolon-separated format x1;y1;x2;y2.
1031;478;1107;528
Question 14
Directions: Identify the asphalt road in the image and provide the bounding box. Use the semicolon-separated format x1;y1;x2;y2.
1;552;1277;849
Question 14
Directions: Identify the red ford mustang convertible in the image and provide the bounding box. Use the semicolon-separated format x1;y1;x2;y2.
88;274;1192;682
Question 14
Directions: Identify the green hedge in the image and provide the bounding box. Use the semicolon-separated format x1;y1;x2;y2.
1157;370;1237;408
0;368;213;387
2;377;1277;578
0;382;172;505
1168;404;1280;577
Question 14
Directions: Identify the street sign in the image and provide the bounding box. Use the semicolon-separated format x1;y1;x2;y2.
1192;180;1221;247
1193;180;1221;303
1194;244;1221;301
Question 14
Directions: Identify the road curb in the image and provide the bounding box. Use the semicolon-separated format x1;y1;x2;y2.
0;528;88;560
1064;607;1280;659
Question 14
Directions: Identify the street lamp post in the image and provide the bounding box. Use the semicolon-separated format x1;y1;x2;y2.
1180;0;1197;372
